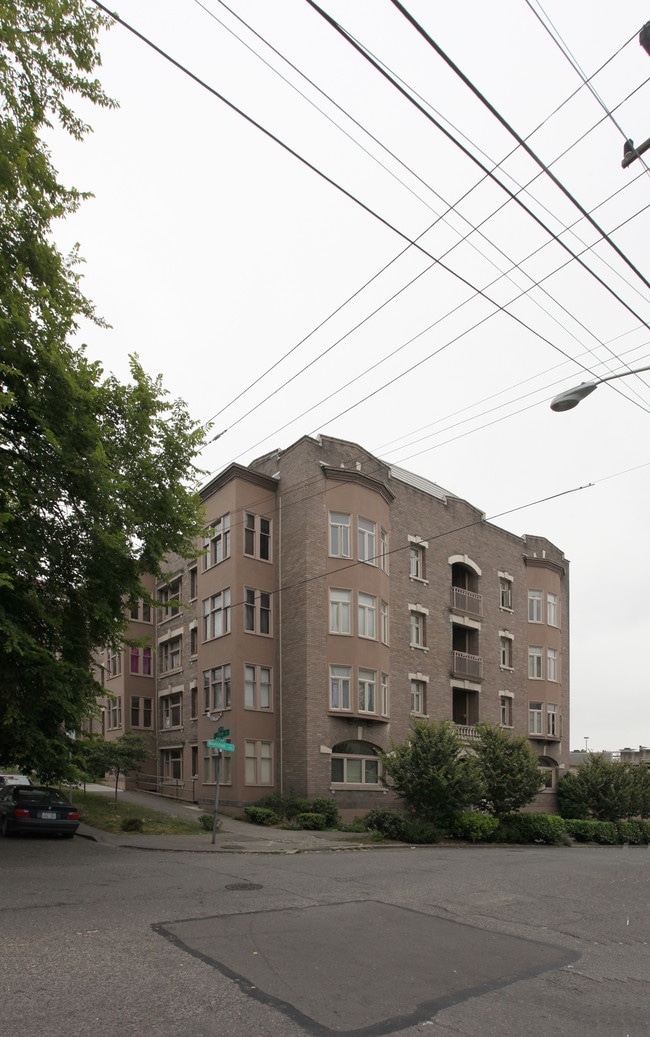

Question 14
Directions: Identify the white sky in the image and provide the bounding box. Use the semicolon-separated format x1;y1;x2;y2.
49;0;650;751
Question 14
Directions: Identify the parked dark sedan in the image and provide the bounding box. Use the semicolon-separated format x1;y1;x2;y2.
0;785;80;838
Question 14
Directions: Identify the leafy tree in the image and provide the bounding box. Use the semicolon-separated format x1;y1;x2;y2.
473;723;543;819
0;3;206;779
379;719;484;827
82;732;152;802
558;755;644;822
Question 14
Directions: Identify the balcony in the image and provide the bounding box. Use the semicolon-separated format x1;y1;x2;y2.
452;651;482;679
451;586;482;618
454;724;479;742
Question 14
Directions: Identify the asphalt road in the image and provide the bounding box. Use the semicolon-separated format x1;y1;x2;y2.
0;833;647;1037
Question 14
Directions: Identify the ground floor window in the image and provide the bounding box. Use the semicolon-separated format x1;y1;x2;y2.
245;740;272;785
331;740;381;785
131;696;152;728
202;742;232;784
161;748;182;781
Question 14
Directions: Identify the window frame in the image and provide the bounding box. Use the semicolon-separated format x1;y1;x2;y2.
329;512;351;558
528;645;543;679
358;517;377;565
329;587;352;635
528;590;543;623
358;592;377;640
329;665;352;711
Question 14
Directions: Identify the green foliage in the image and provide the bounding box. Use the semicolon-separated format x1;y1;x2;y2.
244;806;279;826
295;811;327;830
496;812;566;845
400;819;443;844
198;813;213;831
78;733;151;801
75;791;201;835
379;719;483;826
563;818;600;842
558;756;649;823
309;797;339;828
363;807;409;840
0;3;207;779
591;821;618;845
616;821;645;845
474;724;543;818
450;812;500;842
120;816;143;833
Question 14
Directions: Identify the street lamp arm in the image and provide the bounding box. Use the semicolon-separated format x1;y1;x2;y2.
550;364;650;411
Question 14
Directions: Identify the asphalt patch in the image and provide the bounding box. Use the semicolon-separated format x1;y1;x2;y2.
154;899;579;1036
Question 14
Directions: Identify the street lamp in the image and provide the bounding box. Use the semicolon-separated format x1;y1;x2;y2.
550;364;650;412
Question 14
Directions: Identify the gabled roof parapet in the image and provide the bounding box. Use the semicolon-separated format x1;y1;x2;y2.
320;463;395;504
200;462;278;503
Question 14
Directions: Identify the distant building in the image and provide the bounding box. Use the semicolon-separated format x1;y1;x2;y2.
619;746;650;768
96;435;570;817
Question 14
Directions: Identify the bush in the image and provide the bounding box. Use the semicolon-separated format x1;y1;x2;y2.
295;811;327;830
497;813;565;845
400;819;443;844
363;808;408;841
450;812;499;842
563;819;600;843
592;821;618;845
309;797;340;828
617;821;645;844
120;816;143;832
198;813;220;832
244;806;279;826
255;789;304;820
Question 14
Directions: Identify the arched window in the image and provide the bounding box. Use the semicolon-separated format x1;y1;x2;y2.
331;740;381;785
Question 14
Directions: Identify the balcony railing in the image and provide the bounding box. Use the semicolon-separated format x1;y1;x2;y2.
452;651;482;679
451;586;483;617
454;724;479;741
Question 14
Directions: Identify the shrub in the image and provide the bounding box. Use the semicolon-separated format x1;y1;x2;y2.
592;821;618;845
295;811;327;830
198;813;219;832
450;812;499;842
255;789;304;820
563;819;600;843
120;816;144;833
363;808;408;841
617;821;645;844
309;797;340;828
244;806;279;826
400;819;443;844
497;812;565;845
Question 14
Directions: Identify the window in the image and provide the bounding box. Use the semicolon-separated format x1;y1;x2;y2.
107;697;122;729
330;665;351;711
358;669;376;713
130;646;152;675
358;593;376;639
106;649;121;678
380;601;389;645
189;568;197;601
547;592;558;627
203;741;232;783
190;626;198;656
329;512;351;557
244;589;271;635
529;701;543;735
329;588;351;634
528;645;543;679
245;740;273;785
381;673;389;716
358;517;376;564
410;545;425;580
131;696;153;728
190;686;198;719
245;664;272;710
380;529;389;572
500;695;513;727
203;589;231;640
547;648;558;682
160;580;181;620
331;740;380;785
130;604;139;620
410;679;426;715
409;609;426;648
500;635;513;669
161;748;182;781
528;590;543;623
244;513;271;560
142;603;151;623
547;703;558;737
204;514;230;569
159;637;181;673
161;692;182;729
203;665;231;711
499;578;513;610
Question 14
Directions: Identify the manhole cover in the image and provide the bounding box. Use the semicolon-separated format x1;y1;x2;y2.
224;882;263;891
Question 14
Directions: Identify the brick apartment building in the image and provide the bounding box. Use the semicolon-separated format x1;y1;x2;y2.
96;434;570;817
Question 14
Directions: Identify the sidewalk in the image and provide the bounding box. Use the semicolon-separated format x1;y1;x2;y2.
75;785;379;854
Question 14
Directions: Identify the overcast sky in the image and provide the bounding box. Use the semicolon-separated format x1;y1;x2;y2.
50;0;650;751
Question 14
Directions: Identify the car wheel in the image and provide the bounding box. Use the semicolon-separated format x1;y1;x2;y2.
1;816;13;838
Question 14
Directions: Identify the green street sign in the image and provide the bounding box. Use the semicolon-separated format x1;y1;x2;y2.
216;727;230;737
208;739;235;752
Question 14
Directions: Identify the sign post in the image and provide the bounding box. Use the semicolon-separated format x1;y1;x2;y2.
206;738;235;844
